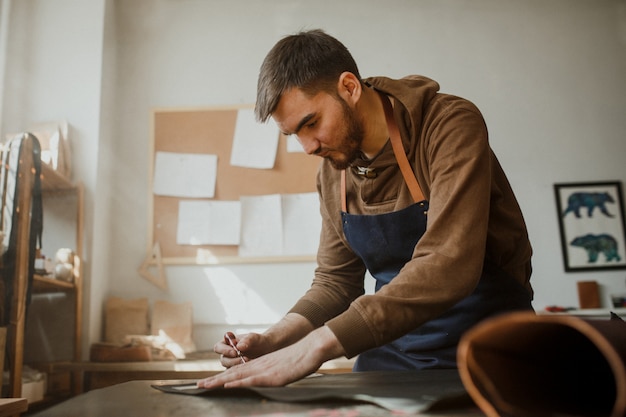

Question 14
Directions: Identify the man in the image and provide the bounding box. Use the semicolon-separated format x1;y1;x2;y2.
198;29;533;389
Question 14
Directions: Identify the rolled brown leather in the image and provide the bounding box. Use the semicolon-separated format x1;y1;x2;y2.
457;311;626;417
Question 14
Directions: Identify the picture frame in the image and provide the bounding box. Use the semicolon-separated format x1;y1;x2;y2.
554;181;626;272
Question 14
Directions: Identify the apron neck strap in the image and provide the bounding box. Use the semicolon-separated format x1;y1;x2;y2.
379;92;425;203
341;92;425;212
341;169;347;212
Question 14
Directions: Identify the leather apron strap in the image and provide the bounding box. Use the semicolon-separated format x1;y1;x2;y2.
341;92;424;212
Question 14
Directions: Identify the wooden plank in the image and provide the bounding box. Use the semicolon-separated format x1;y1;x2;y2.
0;327;5;382
7;135;36;398
40;163;73;192
0;398;28;417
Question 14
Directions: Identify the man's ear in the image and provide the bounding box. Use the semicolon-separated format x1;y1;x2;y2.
337;72;362;105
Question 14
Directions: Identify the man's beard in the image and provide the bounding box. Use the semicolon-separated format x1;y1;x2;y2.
326;100;364;170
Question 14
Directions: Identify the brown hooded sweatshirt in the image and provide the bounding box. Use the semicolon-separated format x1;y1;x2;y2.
288;75;533;358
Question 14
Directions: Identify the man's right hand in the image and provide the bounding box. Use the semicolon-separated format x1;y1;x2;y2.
214;332;271;368
214;313;315;369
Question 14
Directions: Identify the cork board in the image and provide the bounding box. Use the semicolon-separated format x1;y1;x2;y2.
148;106;321;264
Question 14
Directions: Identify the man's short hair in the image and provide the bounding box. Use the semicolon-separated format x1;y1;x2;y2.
255;29;362;122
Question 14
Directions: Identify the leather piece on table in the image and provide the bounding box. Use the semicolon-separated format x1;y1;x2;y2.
457;311;626;417
152;369;473;413
578;280;601;309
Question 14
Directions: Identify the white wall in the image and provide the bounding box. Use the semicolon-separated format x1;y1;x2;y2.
2;0;626;355
0;0;106;356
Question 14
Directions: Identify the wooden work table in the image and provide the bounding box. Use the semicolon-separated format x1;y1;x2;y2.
29;370;484;417
42;355;357;392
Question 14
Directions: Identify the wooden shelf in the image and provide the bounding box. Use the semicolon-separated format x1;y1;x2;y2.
3;134;84;405
538;307;626;318
32;274;76;293
0;398;28;417
31;160;85;397
40;163;74;192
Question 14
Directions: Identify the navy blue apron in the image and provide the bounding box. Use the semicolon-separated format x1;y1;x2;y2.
343;93;533;372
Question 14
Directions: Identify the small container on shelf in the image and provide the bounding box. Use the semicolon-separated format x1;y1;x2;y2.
610;294;626;308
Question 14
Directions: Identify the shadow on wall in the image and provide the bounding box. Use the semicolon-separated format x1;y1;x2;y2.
203;267;283;325
189;267;285;350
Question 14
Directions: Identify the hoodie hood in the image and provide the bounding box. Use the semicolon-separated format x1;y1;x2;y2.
364;75;440;142
349;76;440;173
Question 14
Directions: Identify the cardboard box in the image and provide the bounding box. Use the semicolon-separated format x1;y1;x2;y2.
22;375;46;403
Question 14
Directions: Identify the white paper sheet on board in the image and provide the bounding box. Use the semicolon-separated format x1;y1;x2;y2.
153;151;218;198
176;200;241;245
282;193;320;255
239;192;321;257
286;135;305;153
230;108;279;169
239;194;283;257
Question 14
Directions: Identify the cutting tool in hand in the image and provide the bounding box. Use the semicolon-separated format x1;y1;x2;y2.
224;332;246;364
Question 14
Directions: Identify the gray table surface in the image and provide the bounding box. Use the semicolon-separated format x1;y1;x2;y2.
32;373;485;417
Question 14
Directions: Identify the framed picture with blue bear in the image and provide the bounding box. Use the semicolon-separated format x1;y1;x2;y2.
554;181;626;272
